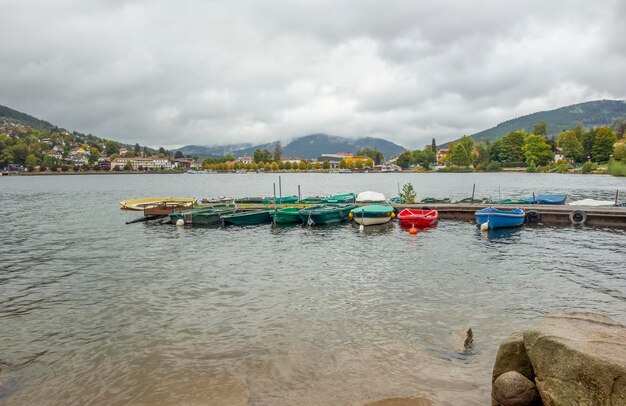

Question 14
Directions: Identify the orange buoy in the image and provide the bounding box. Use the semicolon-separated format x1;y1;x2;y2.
409;227;418;234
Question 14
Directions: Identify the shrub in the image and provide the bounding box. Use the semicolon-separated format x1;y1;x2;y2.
526;161;537;173
608;159;626;177
484;161;502;172
61;165;69;172
39;165;47;172
73;165;80;172
554;163;571;174
580;161;597;174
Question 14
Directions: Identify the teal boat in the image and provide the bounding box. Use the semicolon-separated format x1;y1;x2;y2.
299;196;326;204
387;196;405;204
349;205;395;226
262;195;299;204
299;204;357;225
271;207;303;224
234;196;265;204
483;198;526;205
221;209;274;226
169;204;236;225
323;193;356;204
420;197;452;204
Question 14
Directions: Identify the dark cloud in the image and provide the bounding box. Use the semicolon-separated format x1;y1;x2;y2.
0;0;624;149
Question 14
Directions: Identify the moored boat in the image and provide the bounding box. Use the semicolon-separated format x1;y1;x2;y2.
271;207;303;224
484;198;526;205
397;208;439;228
234;197;265;204
169;204;237;225
323;193;356;204
299;204;357;225
299;196;326;204
420;197;452;204
387;196;405;204
120;197;196;211
221;209;274;226
144;201;196;215
475;207;525;230
349;205;395;226
524;194;567;205
568;199;616;207
262;195;299;204
356;191;386;203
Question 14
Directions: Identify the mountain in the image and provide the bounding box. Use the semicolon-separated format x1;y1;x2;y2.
173;143;255;157
443;99;626;146
0;105;55;129
282;134;406;159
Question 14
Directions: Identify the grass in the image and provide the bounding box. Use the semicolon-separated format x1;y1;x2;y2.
608;159;626;177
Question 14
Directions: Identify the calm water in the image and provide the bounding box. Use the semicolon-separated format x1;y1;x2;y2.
1;173;625;405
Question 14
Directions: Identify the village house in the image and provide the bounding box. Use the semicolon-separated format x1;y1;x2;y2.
237;155;253;164
111;156;172;170
437;148;449;165
119;147;129;156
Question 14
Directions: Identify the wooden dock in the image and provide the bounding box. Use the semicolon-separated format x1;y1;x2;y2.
235;203;626;227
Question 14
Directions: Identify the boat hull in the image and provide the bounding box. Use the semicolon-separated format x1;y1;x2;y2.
272;208;303;224
352;216;392;226
524;194;567;205
222;210;274;225
299;205;356;225
350;205;394;226
121;197;196;211
397;209;439;228
475;207;525;229
170;205;236;225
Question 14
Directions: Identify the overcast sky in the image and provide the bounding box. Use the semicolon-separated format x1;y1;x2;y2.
1;0;625;149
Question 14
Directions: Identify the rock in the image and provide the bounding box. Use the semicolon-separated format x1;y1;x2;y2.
450;327;473;353
492;371;540;406
523;312;626;405
492;331;534;383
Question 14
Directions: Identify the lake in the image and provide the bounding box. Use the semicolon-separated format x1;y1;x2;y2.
1;173;625;405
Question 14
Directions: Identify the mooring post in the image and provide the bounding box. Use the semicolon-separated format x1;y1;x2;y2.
471;183;475;203
298;185;301;202
533;192;536;203
279;175;282;201
616;190;619;206
273;183;276;207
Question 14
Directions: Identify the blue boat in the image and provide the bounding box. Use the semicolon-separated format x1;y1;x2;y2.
475;207;525;230
524;194;567;205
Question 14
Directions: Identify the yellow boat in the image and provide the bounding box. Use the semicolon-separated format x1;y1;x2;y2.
120;197;197;211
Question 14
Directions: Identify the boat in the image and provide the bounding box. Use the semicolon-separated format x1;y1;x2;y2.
120;197;196;211
420;197;452;204
299;204;357;225
144;201;196;216
262;195;299;204
568;199;617;207
221;209;275;226
356;191;386;203
349;205;395;226
271;207;303;224
323;193;356;204
299;196;327;204
475;207;525;230
483;198;526;205
234;197;265;204
397;208;439;228
524;194;567;205
169;204;237;225
200;196;234;204
387;196;406;204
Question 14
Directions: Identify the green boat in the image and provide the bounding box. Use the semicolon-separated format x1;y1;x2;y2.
420;197;452;204
271;207;303;224
234;196;265;204
169;204;236;225
262;195;299;204
221;209;275;226
299;204;357;225
387;196;406;204
299;196;326;204
349;205;395;226
483;198;526;204
323;193;356;204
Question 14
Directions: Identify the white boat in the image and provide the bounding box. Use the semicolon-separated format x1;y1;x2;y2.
356;191;386;203
568;199;616;207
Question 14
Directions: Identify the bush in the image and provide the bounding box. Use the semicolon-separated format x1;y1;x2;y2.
93;165;101;171
39;165;47;172
526;161;537;173
580;161;597;174
484;161;502;172
61;165;69;172
27;166;35;172
554;163;571;173
50;166;58;172
500;161;526;168
73;165;80;172
608;159;626;177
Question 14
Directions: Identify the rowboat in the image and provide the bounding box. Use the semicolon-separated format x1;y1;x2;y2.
169;204;237;225
387;196;405;204
120;197;196;211
484;198;526;205
356;191;386;203
299;204;357;225
568;199;616;207
397;208;438;228
144;201;196;215
349;205;395;226
524;194;567;205
323;193;356;204
234;197;265;204
299;196;326;204
420;197;452;204
221;209;274;226
475;207;525;230
271;207;303;224
262;195;299;204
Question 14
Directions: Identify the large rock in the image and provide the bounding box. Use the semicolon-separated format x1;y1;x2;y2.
523;312;626;405
492;371;540;406
492;331;534;383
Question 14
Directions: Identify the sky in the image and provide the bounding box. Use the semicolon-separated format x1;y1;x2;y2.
1;0;625;149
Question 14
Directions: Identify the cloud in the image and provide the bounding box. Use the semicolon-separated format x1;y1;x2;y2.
0;0;624;149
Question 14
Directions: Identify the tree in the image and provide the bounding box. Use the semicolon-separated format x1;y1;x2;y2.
399;183;416;204
557;130;584;162
472;143;489;168
273;142;282;162
284;161;292;170
25;153;39;167
532;122;547;136
314;161;321;170
356;147;384;165
396;151;413;169
105;140;119;156
364;158;374;168
500;130;527;162
580;128;595;160
523;135;554;166
134;143;141;155
322;161;330;170
412;148;435;170
613;142;626;161
124;161;133;171
253;149;272;163
449;137;473;167
339;159;348;169
264;162;271;171
431;138;437;153
270;161;279;171
591;127;617;162
174;150;183;159
355;160;364;170
298;160;307;170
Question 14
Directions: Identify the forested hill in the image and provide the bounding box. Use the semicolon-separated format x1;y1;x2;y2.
444;99;626;146
0;105;54;129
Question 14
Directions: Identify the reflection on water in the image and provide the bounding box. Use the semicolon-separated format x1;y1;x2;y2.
1;174;625;405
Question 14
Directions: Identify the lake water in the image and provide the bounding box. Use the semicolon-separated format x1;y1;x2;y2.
1;173;625;405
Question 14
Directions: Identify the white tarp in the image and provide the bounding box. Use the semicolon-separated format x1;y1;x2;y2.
356;191;386;203
568;199;616;207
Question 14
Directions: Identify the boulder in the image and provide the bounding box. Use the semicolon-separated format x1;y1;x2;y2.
492;371;540;406
524;312;626;405
492;331;534;383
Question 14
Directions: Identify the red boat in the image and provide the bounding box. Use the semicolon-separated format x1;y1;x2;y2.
397;209;439;228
